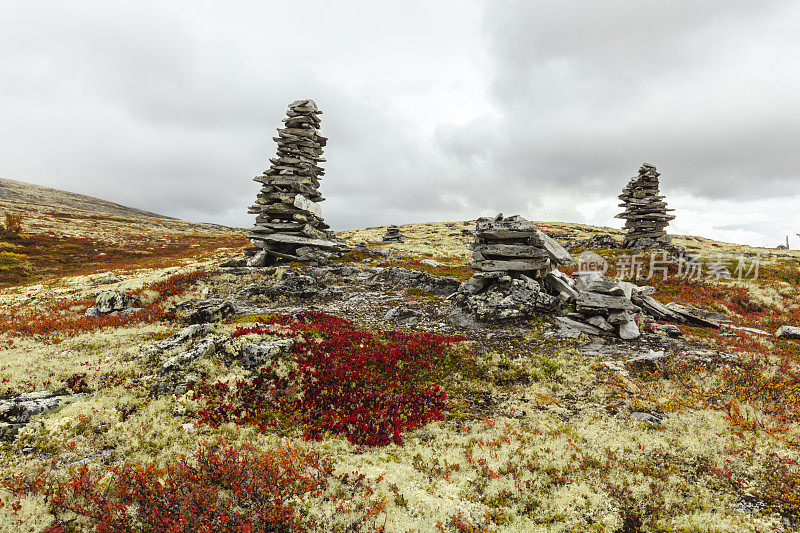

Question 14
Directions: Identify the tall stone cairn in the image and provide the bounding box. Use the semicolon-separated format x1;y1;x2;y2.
616;163;675;250
247;99;347;267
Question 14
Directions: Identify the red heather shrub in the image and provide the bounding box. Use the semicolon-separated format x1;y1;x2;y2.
2;442;385;532
0;270;209;342
195;312;464;446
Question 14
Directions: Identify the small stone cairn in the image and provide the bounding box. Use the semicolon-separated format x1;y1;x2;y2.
246;99;347;267
452;215;571;322
616;163;675;250
382;225;405;243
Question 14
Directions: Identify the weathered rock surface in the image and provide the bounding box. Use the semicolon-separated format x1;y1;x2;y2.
171;299;237;324
1;391;85;439
452;275;559;325
776;325;800;339
237;339;294;369
378;267;461;297
95;291;141;314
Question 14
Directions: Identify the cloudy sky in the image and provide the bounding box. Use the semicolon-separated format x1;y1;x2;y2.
1;1;799;247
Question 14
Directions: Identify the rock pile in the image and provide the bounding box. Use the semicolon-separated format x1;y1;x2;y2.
470;214;572;278
616;163;675;250
549;271;642;340
246;99;347;267
451;214;720;340
451;215;572;325
382;225;405;243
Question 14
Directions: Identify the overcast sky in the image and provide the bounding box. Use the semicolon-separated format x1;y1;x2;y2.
1;1;799;247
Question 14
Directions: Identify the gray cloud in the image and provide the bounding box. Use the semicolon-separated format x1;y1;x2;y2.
0;1;798;246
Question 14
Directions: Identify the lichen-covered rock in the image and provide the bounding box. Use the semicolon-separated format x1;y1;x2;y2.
0;391;86;439
378;267;461;297
453;275;559;323
170;299;237;324
95;291;141;314
238;339;294;369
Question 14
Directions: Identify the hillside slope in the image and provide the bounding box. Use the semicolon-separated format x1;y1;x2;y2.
0;178;248;286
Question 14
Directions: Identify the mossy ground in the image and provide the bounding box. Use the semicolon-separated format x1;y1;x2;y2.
1;220;800;531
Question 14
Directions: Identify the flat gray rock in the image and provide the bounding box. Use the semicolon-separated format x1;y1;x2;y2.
535;229;573;265
618;320;641;340
577;292;639;312
555;316;614;338
776;325;800;339
665;303;722;328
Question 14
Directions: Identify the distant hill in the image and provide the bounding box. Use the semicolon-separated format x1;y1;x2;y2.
0;177;248;285
0;178;173;220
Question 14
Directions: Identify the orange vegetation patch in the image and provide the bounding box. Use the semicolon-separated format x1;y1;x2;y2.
0;270;210;345
0;231;248;288
1;441;386;532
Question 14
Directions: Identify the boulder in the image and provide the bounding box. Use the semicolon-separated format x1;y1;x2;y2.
95;291;141;314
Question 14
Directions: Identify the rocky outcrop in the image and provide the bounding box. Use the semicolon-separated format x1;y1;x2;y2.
246;99;348;267
1;391;86;439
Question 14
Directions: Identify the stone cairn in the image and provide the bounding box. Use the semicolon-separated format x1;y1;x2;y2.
451;215;571;323
382;225;405;243
452;214;653;339
470;214;571;278
246;99;347;266
616;163;675;250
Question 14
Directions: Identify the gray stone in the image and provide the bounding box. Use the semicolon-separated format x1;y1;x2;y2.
534;229;573;265
776;325;800;339
584;279;625;296
629;411;663;425
607;310;632;325
555;316;614;338
239;339;294;369
618;320;641;340
161;338;218;372
543;271;580;301
384;306;421;325
587;315;615;332
657;324;683;337
95;291;141;314
665;303;722;328
576;292;639;313
624;350;664;370
84;306;100;317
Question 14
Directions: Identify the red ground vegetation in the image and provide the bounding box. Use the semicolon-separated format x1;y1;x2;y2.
0;270;210;344
1;441;386;532
194;312;464;446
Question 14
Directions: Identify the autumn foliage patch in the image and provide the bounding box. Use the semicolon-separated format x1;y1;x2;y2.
0;270;209;343
194;312;464;446
2;441;385;532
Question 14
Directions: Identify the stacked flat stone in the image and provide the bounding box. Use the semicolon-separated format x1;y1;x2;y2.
616;163;675;250
247;99;347;266
470;214;572;279
382;225;404;243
